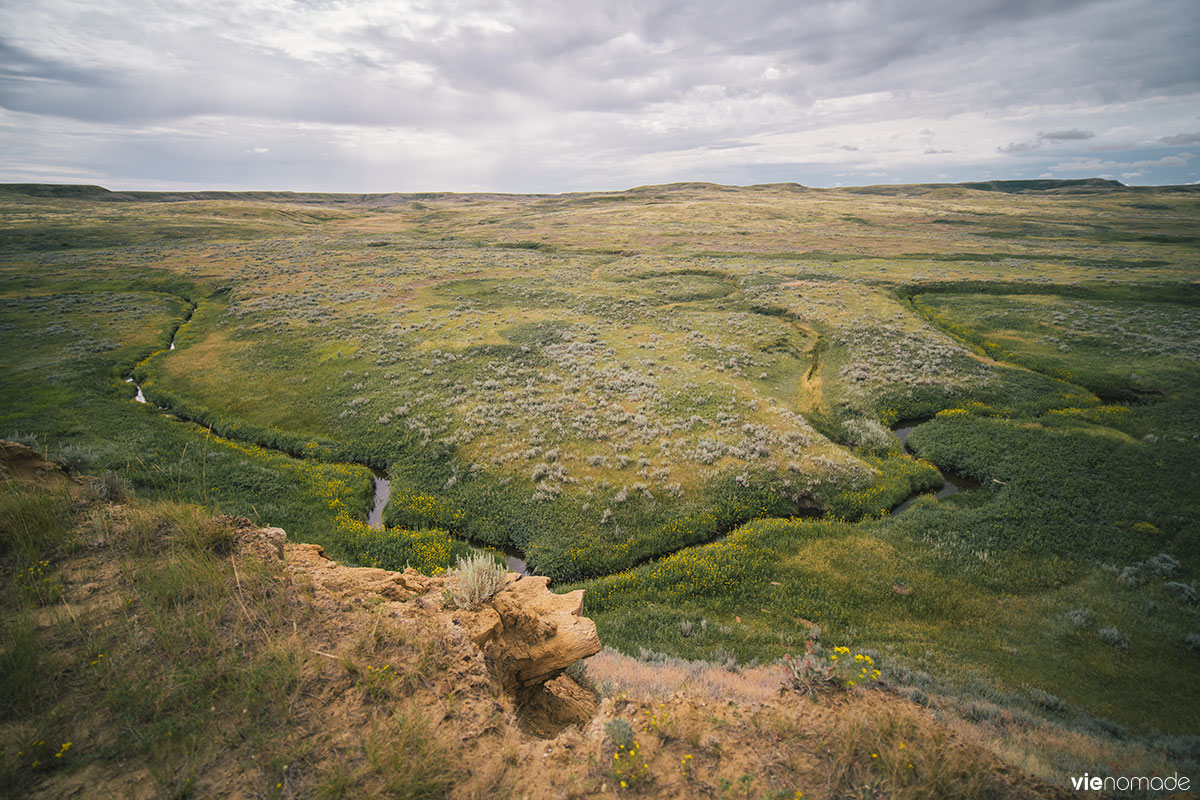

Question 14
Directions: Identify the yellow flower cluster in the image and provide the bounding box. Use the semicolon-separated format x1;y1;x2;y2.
1048;405;1131;425
587;525;762;608
19;559;55;598
389;491;466;527
643;703;672;737
852;652;882;684
300;461;458;574
14;739;71;771
610;738;649;790
21;560;51;580
818;646;882;689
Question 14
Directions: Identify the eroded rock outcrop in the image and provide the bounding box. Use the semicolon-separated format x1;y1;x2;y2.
484;575;602;737
486;575;601;691
268;529;600;738
224;516;286;562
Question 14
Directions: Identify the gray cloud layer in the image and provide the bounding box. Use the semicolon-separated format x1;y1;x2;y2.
2;0;1198;190
1039;130;1095;141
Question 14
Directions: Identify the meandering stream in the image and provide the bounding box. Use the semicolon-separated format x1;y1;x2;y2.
126;322;535;574
889;418;980;514
367;472;390;529
125;301;973;579
363;469;530;574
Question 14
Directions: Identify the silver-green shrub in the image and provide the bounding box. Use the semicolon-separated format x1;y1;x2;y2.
445;552;508;610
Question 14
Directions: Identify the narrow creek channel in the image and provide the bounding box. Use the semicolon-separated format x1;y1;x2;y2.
889;418;980;514
126;319;535;575
130;373;535;575
126;301;973;579
366;472;390;529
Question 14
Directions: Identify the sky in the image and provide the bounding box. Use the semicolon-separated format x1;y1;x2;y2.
1;0;1198;193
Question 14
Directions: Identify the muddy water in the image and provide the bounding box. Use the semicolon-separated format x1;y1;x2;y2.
891;419;922;448
503;553;532;576
466;545;533;577
365;469;532;574
890;418;980;514
367;473;390;529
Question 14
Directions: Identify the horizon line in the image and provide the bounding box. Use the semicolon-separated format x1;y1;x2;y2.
7;176;1200;198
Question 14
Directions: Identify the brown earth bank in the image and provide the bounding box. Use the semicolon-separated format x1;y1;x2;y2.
0;441;1101;799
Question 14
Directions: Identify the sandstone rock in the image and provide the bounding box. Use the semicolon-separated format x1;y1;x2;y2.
244;529;600;739
0;440;67;484
516;675;598;738
461;605;503;647
290;543;332;564
234;525;286;561
487;576;601;691
397;568;433;594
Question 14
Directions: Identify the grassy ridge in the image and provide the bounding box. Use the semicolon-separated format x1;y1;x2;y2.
8;472;1122;799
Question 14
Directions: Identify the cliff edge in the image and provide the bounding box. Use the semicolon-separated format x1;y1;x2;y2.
0;441;1071;799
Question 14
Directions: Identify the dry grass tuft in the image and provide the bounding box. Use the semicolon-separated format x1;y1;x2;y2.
584;646;788;702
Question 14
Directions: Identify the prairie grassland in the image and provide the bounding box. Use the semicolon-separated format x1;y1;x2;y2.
0;284;377;560
1;180;1197;738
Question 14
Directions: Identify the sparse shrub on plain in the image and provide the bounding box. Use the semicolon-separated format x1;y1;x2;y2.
1062;608;1093;630
964;700;1003;722
1066;608;1093;627
783;642;881;697
53;443;92;473
1098;627;1129;651
842;417;897;454
1164;581;1197;604
1029;688;1066;712
1116;566;1141;586
6;432;39;449
605;718;635;750
444;552;507;610
1143;552;1180;578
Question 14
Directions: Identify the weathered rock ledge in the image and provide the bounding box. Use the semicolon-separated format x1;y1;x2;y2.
231;521;601;737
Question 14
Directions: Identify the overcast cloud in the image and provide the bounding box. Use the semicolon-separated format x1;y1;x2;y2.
1;0;1197;191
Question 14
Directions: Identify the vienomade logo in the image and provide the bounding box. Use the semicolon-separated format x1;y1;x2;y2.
1070;772;1190;793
